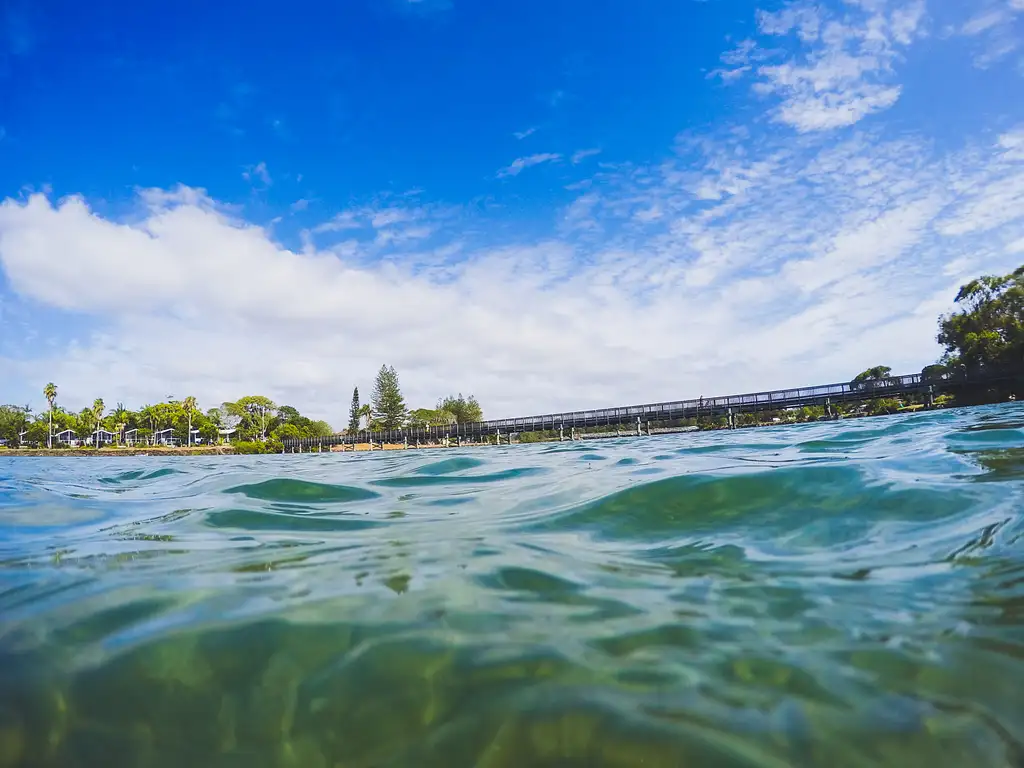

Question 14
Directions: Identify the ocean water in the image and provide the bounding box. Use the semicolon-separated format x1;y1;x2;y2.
1;405;1023;767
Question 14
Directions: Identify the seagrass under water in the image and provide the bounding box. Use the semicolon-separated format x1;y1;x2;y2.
1;404;1023;767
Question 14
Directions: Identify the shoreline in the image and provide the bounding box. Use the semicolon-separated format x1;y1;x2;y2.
0;407;954;458
0;446;237;457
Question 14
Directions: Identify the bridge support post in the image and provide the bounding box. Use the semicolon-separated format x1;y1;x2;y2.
727;408;734;429
636;417;641;437
559;425;564;442
928;385;935;408
496;429;501;446
826;398;832;419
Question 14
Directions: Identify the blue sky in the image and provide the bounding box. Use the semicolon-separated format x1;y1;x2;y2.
1;0;1023;424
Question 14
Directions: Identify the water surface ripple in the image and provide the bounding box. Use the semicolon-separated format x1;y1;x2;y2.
2;405;1024;767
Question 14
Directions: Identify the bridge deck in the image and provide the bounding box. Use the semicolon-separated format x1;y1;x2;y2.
283;373;950;449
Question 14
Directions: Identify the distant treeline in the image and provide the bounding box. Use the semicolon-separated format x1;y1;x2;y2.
0;364;483;450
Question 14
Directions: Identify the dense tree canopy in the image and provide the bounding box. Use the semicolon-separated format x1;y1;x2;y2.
934;266;1024;378
437;394;483;424
852;366;893;383
7;363;484;448
2;390;334;448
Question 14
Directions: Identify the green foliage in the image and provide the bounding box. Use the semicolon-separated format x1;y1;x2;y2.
269;404;334;442
407;408;457;428
227;395;278;441
233;439;284;455
937;265;1024;377
867;398;901;416
853;366;893;382
437;393;483;424
0;405;32;444
921;363;952;382
16;387;329;449
372;365;407;429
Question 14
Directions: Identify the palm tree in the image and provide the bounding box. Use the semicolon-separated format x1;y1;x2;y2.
92;398;105;447
43;383;57;449
183;396;198;447
358;403;372;431
111;403;130;444
138;404;157;445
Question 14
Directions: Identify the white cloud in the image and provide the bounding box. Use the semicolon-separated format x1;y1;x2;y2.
571;148;601;164
242;161;272;187
513;127;538;140
723;0;926;132
957;1;1024;68
313;210;362;234
290;198;310;213
963;9;1008;36
3;122;1023;423
496;153;561;178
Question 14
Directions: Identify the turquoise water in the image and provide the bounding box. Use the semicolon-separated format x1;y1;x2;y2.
1;405;1023;767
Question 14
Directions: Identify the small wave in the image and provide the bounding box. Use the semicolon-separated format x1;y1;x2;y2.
205;508;384;532
225;479;380;503
371;467;545;488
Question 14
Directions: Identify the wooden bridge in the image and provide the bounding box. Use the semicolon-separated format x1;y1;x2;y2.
281;372;962;451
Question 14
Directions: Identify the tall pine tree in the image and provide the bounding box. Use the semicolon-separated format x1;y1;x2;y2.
348;387;361;433
372;365;407;429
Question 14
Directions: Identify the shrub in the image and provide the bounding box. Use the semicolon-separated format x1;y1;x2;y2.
233;439;284;455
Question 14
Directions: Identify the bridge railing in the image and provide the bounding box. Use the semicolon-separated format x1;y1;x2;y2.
281;372;943;448
478;374;925;431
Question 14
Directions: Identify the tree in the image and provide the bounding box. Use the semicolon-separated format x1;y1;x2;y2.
183;396;198;447
92;398;105;445
408;408;457;428
0;405;31;445
348;388;361;434
138;404;158;444
851;366;894;394
853;366;893;382
276;423;303;442
75;408;94;439
110;402;131;444
372;365;407;429
921;363;951;382
358;404;372;430
437;393;483;424
308;420;333;437
227;396;277;441
937;266;1024;377
43;383;58;449
277;405;302;423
